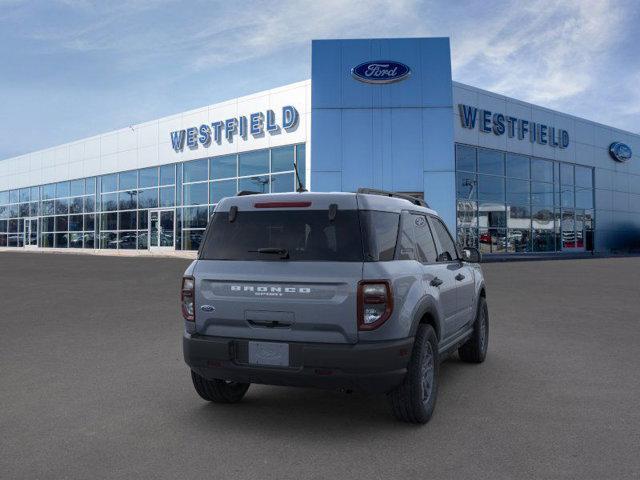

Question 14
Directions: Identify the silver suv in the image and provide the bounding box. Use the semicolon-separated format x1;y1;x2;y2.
182;189;488;423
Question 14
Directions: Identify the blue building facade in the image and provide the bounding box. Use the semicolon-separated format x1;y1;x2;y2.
311;38;456;230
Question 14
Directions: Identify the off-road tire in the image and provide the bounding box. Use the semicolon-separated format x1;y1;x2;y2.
388;324;439;424
458;296;489;363
190;370;250;403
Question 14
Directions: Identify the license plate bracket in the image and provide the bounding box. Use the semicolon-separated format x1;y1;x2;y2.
248;341;290;367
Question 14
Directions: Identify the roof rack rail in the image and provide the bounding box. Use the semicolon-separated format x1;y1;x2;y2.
356;188;429;208
236;190;261;196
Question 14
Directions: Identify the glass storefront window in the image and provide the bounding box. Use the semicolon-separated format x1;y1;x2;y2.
561;185;574;207
84;196;95;213
506;178;529;205
69;215;83;231
55;198;69;215
456;172;477;200
139;167;158;188
507;229;531;253
183;230;205;250
478;174;505;203
70;179;84;196
19;188;30;203
55;215;68;231
119;211;137;230
239;150;269;176
210;179;237;204
531;182;554;206
576;187;593;209
478;148;504;175
138;189;158;209
560;163;574;185
119;171;137;190
210;155;237;180
296;144;306;186
101;174;117;193
55;182;70;198
455;144;594;254
457;200;477;228
239;175;269;193
479;228;506;254
456;144;476;172
478;202;506;229
183;207;208;229
270;173;294;193
506;154;529;179
507;206;530;230
100;212;117;231
160;165;175;186
183;183;208;205
84;214;95;231
119;190;137;210
183;159;208;183
271;146;295;173
2;143;305;251
85;177;96;194
101;193;118;211
575;166;593;188
70;197;83;214
531;158;553;183
159;187;175;207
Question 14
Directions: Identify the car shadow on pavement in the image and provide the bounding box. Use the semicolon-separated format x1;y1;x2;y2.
180;356;474;433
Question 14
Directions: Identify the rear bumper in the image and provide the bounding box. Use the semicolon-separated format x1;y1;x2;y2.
183;333;414;394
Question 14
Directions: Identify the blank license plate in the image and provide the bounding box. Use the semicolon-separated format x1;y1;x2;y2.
248;341;289;367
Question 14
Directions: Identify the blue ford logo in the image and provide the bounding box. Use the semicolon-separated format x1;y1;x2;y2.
351;60;411;84
609;142;632;162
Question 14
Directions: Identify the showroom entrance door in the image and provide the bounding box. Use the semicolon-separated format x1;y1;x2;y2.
23;217;38;248
560;210;585;252
148;209;175;251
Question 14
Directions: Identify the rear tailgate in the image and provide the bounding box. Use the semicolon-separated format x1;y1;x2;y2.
194;193;364;344
194;261;362;344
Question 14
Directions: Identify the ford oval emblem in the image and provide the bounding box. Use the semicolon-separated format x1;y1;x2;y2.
609;142;632;162
200;305;215;312
351;60;411;84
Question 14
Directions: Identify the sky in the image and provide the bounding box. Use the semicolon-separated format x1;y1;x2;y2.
0;0;638;159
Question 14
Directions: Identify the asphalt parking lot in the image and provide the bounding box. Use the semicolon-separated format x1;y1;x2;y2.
1;252;639;479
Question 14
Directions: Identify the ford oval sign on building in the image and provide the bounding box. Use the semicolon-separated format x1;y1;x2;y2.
609;142;632;162
351;61;411;84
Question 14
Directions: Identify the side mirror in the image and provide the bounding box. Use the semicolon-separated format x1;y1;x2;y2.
462;247;482;263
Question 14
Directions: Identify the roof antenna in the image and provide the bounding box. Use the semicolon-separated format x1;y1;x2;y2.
293;160;307;193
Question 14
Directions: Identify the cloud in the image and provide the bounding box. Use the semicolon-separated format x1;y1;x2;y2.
451;0;626;104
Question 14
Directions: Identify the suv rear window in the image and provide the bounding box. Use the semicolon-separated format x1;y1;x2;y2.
199;209;400;262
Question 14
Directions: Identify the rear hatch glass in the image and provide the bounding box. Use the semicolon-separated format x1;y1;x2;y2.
199;209;399;262
200;210;364;261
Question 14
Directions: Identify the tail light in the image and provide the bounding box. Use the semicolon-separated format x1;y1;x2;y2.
357;281;393;330
181;276;195;321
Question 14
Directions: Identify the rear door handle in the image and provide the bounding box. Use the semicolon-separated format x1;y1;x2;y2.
455;273;465;281
430;277;443;287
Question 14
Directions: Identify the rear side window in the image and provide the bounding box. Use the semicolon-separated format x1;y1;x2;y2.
428;217;458;262
359;210;400;261
397;212;417;260
200;210;363;261
413;214;438;263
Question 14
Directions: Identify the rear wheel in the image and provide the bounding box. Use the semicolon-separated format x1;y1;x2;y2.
458;296;489;363
190;370;250;403
388;324;439;424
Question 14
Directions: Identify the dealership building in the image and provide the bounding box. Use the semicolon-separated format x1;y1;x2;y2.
1;37;639;256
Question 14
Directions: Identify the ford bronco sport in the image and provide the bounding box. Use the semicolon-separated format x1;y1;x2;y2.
182;189;488;423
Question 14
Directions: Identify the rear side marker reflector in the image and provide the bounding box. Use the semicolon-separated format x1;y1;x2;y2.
254;201;312;208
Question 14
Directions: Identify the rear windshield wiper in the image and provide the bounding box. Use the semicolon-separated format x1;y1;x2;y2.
248;247;290;259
